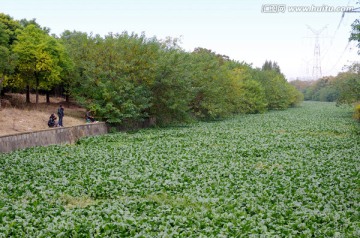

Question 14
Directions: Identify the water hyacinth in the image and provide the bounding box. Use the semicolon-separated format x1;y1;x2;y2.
0;101;359;237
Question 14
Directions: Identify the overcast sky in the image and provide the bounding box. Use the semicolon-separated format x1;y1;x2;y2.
1;0;359;80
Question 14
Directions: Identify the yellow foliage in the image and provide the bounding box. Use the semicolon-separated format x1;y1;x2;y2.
354;103;360;121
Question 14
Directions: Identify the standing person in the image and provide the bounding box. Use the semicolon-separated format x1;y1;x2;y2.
57;104;64;127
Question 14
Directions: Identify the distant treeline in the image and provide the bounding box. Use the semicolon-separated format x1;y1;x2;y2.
290;67;360;121
0;13;303;125
290;67;360;105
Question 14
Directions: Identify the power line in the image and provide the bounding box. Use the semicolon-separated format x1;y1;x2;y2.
322;3;360;75
317;2;359;76
324;41;356;75
321;1;355;63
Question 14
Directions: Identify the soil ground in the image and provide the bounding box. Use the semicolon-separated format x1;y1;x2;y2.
0;93;87;136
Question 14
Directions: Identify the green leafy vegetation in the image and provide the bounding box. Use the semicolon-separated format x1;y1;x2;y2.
0;102;359;236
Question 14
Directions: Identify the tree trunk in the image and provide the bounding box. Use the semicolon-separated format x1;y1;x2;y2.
26;85;30;103
35;76;39;104
46;91;50;103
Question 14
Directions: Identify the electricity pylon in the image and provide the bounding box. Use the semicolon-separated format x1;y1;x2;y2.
307;25;327;80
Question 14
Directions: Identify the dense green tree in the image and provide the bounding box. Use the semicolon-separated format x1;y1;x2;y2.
290;79;313;94
228;66;267;113
293;70;359;105
257;60;302;108
19;18;50;34
12;24;65;103
308;77;336;101
63;32;156;123
149;47;194;125
60;30;93;101
262;60;282;74
0;13;21;104
0;22;17;108
350;18;360;54
336;71;360;105
254;70;289;109
285;82;304;106
0;13;22;45
317;86;339;102
0;22;10;108
348;11;360;121
17;19;62;103
0;23;9;47
189;48;233;119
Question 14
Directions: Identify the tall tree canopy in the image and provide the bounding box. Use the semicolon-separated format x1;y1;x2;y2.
350;18;360;54
0;14;19;108
0;22;10;108
1;12;303;126
12;24;67;103
0;13;22;45
261;60;282;74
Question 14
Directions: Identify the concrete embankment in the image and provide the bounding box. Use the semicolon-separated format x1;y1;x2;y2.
0;122;108;153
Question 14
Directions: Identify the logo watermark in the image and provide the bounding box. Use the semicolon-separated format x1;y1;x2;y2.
261;4;354;13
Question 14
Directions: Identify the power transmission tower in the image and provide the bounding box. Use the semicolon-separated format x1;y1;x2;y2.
307;25;327;80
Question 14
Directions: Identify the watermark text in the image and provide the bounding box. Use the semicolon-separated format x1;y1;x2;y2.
261;4;354;13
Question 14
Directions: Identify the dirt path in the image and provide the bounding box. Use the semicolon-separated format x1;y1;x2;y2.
0;94;88;136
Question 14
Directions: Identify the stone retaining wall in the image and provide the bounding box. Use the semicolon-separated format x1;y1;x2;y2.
0;122;108;153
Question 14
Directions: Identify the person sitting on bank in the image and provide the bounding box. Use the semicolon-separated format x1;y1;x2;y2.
85;110;96;123
48;113;58;127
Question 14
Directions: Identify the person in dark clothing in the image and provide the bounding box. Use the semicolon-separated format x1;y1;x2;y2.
48;113;57;127
57;104;64;127
85;110;96;123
